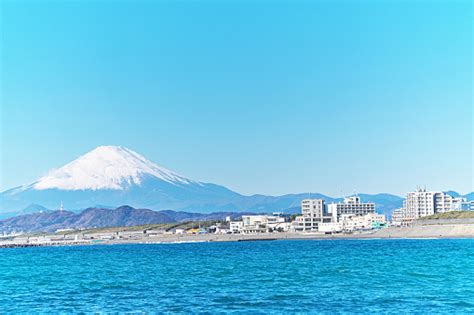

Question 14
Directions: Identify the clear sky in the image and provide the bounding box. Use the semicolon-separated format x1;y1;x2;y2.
1;0;472;196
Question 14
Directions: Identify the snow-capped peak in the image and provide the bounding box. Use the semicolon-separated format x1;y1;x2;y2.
32;146;198;191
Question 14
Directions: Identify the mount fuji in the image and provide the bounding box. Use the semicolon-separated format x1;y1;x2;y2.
31;146;200;191
1;145;406;217
1;146;243;214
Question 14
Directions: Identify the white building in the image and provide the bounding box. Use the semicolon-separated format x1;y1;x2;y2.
241;215;285;234
327;196;375;223
450;197;472;211
267;221;291;232
214;226;230;234
145;229;166;236
318;222;343;233
318;213;386;233
293;199;330;232
229;221;243;233
391;208;405;226
401;188;465;222
341;213;386;231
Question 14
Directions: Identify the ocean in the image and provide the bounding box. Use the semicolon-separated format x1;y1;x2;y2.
0;239;473;313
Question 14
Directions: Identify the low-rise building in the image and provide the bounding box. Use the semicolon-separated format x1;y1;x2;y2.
319;213;386;233
83;232;116;240
145;229;166;236
318;222;343;233
241;215;285;234
214;226;229;234
342;215;366;231
229;221;243;233
368;213;387;229
187;228;201;234
268;221;291;232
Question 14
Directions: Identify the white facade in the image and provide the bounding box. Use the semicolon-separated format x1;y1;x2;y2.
450;197;468;211
318;213;386;233
341;213;386;231
318;222;343;233
403;190;436;219
292;196;378;232
241;215;285;234
267;222;291;232
229;221;243;233
214;226;230;234
391;208;403;226
293;199;326;232
401;188;464;222
327;196;375;223
301;199;325;218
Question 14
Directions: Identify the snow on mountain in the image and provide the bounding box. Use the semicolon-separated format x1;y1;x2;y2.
0;145;241;213
0;145;409;216
31;146;198;191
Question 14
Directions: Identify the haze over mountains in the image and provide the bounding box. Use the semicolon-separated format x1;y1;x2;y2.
0;206;252;233
1;146;471;219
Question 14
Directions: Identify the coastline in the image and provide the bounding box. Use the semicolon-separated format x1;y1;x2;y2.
1;224;473;248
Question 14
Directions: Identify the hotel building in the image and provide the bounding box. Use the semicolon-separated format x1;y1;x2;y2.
327;196;375;223
241;215;287;234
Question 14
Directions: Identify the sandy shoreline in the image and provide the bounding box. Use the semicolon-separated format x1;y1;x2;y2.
1;224;473;248
111;223;474;244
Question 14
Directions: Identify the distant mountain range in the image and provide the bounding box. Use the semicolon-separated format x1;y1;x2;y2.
0;206;253;233
0;146;471;221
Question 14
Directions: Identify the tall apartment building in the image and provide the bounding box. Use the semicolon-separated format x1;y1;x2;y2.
302;199;324;218
402;188;464;221
434;193;460;213
293;199;328;232
327;196;375;223
403;189;437;219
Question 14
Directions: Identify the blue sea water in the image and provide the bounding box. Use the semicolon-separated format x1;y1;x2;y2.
0;239;473;313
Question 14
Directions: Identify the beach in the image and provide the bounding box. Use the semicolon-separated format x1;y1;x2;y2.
2;221;473;248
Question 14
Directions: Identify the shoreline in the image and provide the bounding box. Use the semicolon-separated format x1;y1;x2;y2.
1;224;473;248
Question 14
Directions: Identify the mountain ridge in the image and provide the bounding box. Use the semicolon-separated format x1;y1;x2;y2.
0;206;254;233
1;146;470;217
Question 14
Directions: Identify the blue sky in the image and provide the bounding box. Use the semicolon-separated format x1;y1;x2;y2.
1;0;472;196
